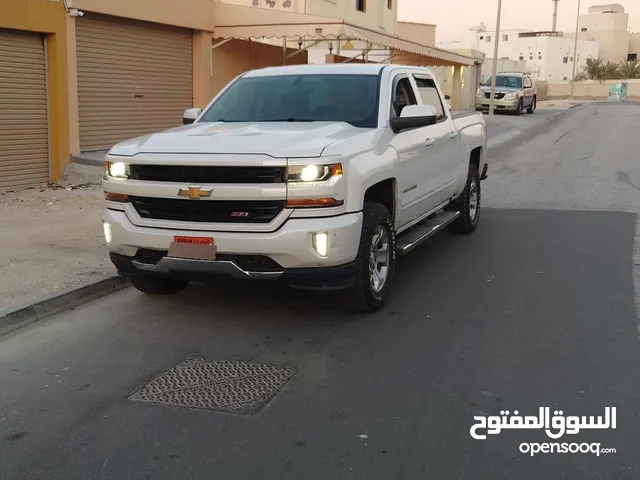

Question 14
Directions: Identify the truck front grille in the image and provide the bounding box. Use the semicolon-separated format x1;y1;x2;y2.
485;92;506;99
130;197;286;223
128;165;286;184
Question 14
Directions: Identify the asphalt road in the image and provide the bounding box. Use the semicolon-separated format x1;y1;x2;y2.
2;103;640;479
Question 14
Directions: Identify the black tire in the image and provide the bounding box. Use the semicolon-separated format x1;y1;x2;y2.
130;275;189;295
514;99;524;116
448;163;481;234
527;96;536;114
339;202;396;313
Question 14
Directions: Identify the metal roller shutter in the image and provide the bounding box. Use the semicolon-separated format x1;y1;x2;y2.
76;14;193;151
0;30;49;190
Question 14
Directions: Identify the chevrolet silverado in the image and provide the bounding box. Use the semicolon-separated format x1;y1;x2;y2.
102;64;488;312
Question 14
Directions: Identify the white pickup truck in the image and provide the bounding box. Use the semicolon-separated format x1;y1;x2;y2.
102;64;487;312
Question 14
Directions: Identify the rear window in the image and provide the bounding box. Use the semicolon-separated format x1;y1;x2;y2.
200;74;380;128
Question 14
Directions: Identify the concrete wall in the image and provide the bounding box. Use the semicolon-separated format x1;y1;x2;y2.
397;21;436;46
219;0;307;14
1;0;71;181
546;79;640;99
430;65;481;110
73;0;215;31
518;36;599;81
629;33;640;59
305;0;397;34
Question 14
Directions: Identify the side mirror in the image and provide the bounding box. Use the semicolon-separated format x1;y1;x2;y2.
183;108;202;125
390;105;437;134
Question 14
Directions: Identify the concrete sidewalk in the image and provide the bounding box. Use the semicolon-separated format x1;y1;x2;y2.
0;184;112;312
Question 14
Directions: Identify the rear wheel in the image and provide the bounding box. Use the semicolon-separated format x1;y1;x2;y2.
339;202;396;313
131;275;189;295
449;163;481;234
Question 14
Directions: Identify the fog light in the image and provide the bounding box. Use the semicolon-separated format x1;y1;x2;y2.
103;221;112;244
312;232;328;257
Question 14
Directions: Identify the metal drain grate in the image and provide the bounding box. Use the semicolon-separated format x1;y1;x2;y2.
129;357;297;413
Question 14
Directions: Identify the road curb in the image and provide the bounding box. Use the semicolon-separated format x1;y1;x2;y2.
0;275;131;336
487;103;583;156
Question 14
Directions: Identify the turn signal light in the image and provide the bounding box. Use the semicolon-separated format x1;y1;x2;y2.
105;192;130;202
287;198;344;208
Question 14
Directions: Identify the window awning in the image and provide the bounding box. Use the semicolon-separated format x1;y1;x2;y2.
212;3;474;67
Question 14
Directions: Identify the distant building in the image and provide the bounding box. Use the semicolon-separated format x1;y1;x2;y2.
449;29;599;81
565;3;632;63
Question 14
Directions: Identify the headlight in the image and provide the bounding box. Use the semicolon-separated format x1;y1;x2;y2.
476;88;484;96
287;163;343;183
105;161;129;179
505;92;519;100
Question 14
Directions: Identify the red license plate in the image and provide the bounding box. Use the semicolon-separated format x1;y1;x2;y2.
173;236;213;245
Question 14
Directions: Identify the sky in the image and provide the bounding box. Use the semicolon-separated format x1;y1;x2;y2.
398;0;640;43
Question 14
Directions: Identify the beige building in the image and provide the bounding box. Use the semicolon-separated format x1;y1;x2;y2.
568;3;633;63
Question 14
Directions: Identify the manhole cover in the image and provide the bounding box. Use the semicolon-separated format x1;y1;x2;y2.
129;357;297;413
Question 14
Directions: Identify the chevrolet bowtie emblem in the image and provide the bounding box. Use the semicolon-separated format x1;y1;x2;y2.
178;186;213;200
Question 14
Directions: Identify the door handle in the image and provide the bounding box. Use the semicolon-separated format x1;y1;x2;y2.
425;138;435;148
449;131;459;140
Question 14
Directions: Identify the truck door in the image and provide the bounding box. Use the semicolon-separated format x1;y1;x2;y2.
410;73;459;205
389;73;433;226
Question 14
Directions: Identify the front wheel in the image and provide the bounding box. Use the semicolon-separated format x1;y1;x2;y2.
514;99;524;116
527;97;536;114
449;164;481;234
130;275;189;295
339;202;396;313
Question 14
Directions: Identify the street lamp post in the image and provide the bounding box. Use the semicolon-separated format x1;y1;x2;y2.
488;0;503;116
570;0;582;99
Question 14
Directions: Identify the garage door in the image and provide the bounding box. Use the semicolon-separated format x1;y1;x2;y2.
76;14;193;151
0;30;49;189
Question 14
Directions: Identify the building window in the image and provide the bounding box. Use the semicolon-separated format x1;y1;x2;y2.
563;57;568;63
503;34;509;41
628;53;637;61
581;27;588;32
387;0;392;9
479;36;484;40
529;54;533;60
570;57;574;61
519;55;524;60
356;0;365;12
538;54;542;60
486;36;492;42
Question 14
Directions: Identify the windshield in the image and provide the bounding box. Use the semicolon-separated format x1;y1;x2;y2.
484;76;523;88
200;74;380;128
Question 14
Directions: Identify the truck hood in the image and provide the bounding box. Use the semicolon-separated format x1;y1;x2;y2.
109;121;368;158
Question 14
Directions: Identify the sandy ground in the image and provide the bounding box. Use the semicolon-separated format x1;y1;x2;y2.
0;184;111;310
